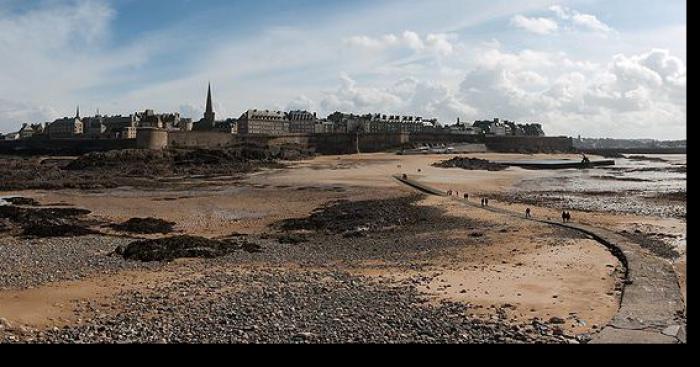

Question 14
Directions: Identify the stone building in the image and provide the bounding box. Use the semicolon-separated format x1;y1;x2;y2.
193;83;217;131
327;112;364;133
47;107;83;138
448;122;482;135
18;123;45;139
216;118;238;134
237;109;289;135
47;117;83;138
192;84;236;133
84;115;107;138
328;112;432;134
473;118;545;137
473;119;507;136
314;119;334;134
103;114;140;139
287;110;317;134
1;131;20;140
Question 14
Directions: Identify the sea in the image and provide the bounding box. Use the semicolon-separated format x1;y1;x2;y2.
510;154;687;219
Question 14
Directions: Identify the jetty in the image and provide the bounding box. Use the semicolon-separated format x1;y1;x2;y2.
492;159;615;170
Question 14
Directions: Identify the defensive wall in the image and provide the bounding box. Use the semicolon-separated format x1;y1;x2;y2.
164;131;410;155
0;137;136;156
484;136;574;153
1;130;575;156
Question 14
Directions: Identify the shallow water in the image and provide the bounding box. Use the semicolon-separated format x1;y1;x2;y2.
512;154;686;219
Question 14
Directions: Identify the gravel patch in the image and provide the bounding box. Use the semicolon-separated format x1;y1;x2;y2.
0;235;158;290
617;230;681;260
4;269;568;344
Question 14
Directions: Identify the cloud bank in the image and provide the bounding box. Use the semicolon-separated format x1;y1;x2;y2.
0;1;686;139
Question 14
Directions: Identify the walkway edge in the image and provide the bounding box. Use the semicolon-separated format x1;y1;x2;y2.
394;175;685;344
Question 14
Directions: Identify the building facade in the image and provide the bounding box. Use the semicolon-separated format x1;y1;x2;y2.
47;117;83;138
287;110;317;134
237;109;290;135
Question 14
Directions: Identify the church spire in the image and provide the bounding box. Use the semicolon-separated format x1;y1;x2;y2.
76;105;80;119
204;83;215;125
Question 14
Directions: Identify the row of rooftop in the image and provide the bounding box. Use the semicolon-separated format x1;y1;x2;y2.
1;84;545;140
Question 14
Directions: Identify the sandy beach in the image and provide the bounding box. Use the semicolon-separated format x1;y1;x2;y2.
0;152;685;343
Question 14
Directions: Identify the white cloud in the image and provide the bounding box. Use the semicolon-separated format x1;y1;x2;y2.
549;5;570;20
0;99;58;129
571;13;612;33
456;44;685;138
549;5;613;34
510;15;558;35
0;0;158;131
344;30;455;56
320;74;476;122
286;95;315;111
0;1;685;140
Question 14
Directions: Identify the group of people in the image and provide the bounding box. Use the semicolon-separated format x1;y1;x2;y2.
562;211;572;223
446;189;490;207
443;185;572;223
524;208;572;222
406;178;575;224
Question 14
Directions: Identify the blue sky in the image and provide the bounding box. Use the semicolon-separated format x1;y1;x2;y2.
0;0;686;138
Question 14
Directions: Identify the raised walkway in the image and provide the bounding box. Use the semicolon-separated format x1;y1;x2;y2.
394;175;686;344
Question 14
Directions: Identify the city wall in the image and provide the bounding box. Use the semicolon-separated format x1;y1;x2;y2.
165;131;409;155
1;131;575;156
484;136;574;153
0;137;136;156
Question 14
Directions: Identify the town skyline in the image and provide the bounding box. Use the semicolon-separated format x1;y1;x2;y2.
0;0;686;139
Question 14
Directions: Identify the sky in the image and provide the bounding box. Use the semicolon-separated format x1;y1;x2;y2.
0;0;686;139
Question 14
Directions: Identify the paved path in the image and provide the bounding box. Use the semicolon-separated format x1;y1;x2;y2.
394;175;686;344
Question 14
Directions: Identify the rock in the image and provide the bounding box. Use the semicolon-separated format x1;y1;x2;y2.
549;317;566;325
575;333;592;343
109;218;176;234
662;325;681;337
293;332;316;341
0;317;12;330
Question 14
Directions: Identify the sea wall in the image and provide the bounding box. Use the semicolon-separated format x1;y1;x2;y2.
2;131;576;156
0;137;136;156
409;133;483;145
166;131;407;155
485;136;574;153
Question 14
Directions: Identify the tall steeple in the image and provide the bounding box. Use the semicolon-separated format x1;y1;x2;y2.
204;83;215;125
76;105;80;119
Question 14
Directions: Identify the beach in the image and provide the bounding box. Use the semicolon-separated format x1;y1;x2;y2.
0;152;685;343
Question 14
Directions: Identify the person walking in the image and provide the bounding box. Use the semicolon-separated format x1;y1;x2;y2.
562;211;567;223
485;198;489;207
525;208;532;219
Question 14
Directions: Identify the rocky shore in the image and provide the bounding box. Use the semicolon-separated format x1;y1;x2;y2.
1;152;651;344
0;192;592;344
3;267;571;344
